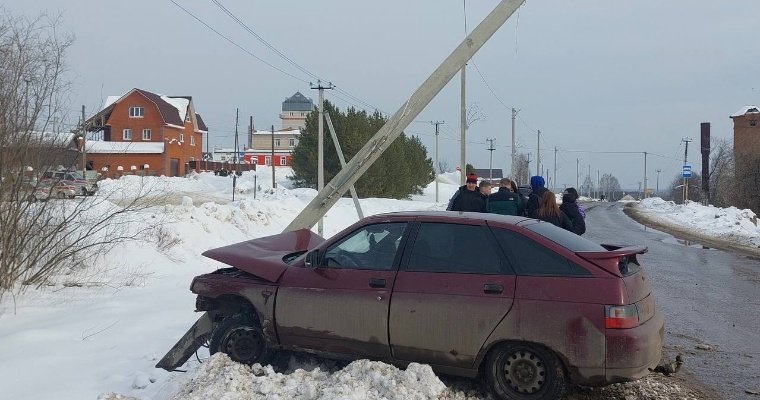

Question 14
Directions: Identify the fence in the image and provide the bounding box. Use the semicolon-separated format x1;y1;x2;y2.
189;160;256;175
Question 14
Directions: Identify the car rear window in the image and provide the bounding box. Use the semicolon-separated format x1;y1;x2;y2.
524;221;606;252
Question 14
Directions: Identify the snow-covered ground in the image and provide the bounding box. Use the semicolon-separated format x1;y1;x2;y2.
0;171;733;400
636;197;760;248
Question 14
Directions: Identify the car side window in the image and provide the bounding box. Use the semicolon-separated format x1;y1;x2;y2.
323;222;407;271
406;223;505;274
492;228;591;277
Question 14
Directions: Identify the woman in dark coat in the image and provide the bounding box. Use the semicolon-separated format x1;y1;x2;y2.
559;187;586;235
537;191;574;232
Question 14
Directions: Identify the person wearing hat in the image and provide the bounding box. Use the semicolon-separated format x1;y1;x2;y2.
446;173;487;212
525;175;549;218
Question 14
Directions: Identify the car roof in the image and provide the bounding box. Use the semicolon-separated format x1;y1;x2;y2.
367;211;531;226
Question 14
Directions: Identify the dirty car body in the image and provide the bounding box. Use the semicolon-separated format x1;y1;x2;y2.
158;211;663;398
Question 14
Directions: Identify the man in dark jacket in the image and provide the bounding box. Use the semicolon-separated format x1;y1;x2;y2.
487;178;524;216
559;187;587;235
525;175;549;218
447;173;487;212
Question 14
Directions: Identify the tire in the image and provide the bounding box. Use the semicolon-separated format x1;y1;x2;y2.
486;342;566;400
81;187;88;196
208;313;272;365
57;191;66;199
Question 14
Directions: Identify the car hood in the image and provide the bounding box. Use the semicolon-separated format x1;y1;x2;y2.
202;229;325;282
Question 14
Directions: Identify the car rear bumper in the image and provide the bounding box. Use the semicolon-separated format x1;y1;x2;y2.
604;309;664;383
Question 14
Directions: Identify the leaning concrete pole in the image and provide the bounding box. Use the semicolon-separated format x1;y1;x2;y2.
324;111;364;219
285;0;525;232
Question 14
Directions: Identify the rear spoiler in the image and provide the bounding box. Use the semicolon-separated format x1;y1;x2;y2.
576;245;647;277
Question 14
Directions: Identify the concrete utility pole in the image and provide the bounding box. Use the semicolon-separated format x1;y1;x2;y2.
271;124;276;189
285;0;525;232
536;129;541;176
643;151;648;199
682;137;692;203
325;112;363;219
576;158;580;189
596;169;600;199
233;108;239;201
588;164;591;198
81;105;86;179
460;66;467;185
431;121;444;202
248;116;253;150
311;80;333;236
656;168;662;195
486;138;496;181
511;108;518;178
553;147;557;193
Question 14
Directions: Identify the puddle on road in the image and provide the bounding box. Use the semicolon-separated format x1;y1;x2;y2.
660;236;712;250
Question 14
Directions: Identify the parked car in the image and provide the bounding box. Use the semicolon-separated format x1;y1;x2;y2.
157;212;663;400
41;170;98;196
20;181;75;201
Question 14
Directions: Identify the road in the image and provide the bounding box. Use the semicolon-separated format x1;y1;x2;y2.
584;202;760;400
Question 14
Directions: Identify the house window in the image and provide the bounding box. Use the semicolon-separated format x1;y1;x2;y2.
750;119;758;127
300;112;305;116
185;113;191;123
129;106;144;117
275;138;281;147
190;136;195;146
289;138;295;147
123;129;133;140
280;156;287;166
142;129;151;140
265;156;271;166
179;133;184;142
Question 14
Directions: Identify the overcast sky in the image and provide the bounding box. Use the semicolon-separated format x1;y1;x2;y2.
7;0;759;190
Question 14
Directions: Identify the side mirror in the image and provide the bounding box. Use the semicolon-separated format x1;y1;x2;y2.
304;250;319;268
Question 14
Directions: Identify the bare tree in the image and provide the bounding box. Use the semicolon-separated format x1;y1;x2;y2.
0;11;162;299
513;153;530;186
599;173;621;200
466;103;486;129
708;138;734;207
436;159;450;174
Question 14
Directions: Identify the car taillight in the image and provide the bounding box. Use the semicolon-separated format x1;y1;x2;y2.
605;304;639;329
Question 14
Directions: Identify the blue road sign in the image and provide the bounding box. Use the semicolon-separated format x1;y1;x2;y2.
682;164;692;178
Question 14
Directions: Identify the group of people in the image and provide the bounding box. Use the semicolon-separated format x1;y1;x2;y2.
446;173;586;235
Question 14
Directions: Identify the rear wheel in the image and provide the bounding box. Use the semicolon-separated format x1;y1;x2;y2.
486;342;566;400
57;191;66;199
209;313;272;365
81;187;88;196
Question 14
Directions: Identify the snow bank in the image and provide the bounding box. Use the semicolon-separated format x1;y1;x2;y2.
638;198;760;247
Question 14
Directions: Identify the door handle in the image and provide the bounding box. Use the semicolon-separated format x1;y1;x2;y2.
483;283;504;294
369;278;386;288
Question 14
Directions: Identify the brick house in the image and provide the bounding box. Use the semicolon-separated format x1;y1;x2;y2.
731;105;759;164
85;88;207;177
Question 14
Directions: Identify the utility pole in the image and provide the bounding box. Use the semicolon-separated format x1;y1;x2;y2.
587;164;591;198
460;65;467;185
536;129;541;176
596;170;600;199
311;80;333;236
511;108;518;178
486;138;496;181
431;121;444;202
233;108;239;201
576;158;580;189
248;116;253;151
656;168;662;196
81;105;86;179
325;112;363;219
285;0;526;232
271;124;276;189
553;147;557;193
643;151;648;199
526;153;531;179
682;137;692;203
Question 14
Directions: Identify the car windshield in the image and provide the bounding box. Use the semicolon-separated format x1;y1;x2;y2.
523;221;606;252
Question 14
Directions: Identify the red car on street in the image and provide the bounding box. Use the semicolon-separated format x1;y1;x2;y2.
158;211;663;400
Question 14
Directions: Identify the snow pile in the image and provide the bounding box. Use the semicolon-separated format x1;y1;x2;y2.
638;198;760;247
163;353;450;400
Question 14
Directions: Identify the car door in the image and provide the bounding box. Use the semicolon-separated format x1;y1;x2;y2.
276;222;409;360
389;220;516;368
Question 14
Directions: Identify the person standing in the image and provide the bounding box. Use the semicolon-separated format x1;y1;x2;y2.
559;187;586;235
525;175;549;218
447;173;487;212
487;178;524;216
537;191;573;231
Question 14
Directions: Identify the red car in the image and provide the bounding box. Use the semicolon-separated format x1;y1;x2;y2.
158;212;663;400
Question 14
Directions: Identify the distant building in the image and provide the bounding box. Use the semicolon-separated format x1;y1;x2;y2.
244;127;300;167
85;88;207;177
471;168;504;185
730;105;759;165
280;92;314;130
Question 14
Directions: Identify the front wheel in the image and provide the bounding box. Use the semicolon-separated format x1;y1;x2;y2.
486;342;566;400
208;313;272;365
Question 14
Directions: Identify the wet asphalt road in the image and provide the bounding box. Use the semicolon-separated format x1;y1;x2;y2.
584;202;760;400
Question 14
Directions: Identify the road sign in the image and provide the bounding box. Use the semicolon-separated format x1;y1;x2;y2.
682;164;692;178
